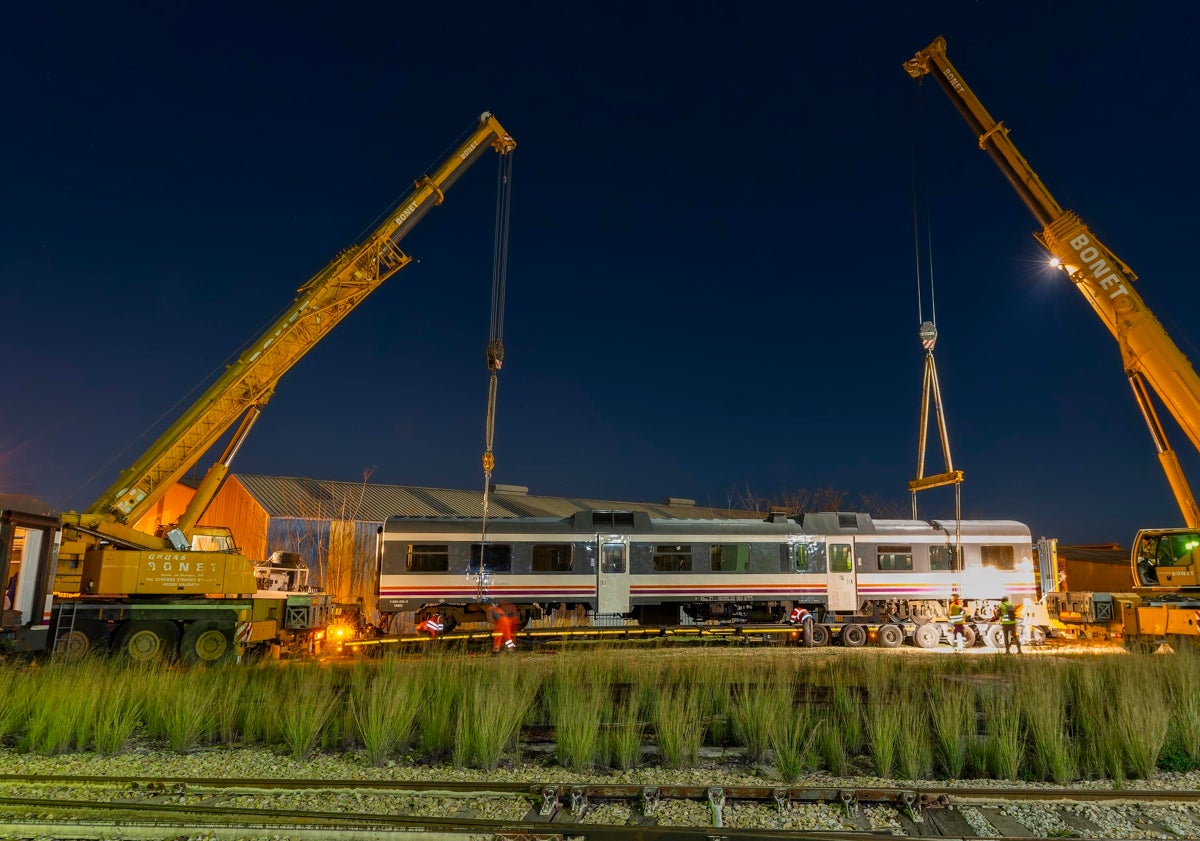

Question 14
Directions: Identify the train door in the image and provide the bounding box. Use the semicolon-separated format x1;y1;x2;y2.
827;538;858;613
596;537;630;615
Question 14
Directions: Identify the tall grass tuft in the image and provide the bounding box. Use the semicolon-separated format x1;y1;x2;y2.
1163;648;1200;764
604;686;644;770
144;666;219;753
770;693;818;784
830;676;863;755
653;681;707;768
930;679;974;779
350;659;424;767
864;689;905;778
729;657;793;765
1066;660;1109;780
417;656;467;759
20;661;87;754
980;687;1022;780
204;666;248;746
278;663;338;760
1110;658;1169;780
454;659;539;770
0;663;27;743
91;664;146;755
544;653;609;771
895;684;933;780
239;666;286;746
1018;663;1075;783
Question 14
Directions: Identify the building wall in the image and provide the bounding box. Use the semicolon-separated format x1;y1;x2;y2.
1062;558;1134;593
198;477;270;562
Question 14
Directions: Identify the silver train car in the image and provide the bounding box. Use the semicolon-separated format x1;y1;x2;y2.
377;510;1036;646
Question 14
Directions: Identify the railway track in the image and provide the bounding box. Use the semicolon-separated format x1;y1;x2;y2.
1;774;1198;840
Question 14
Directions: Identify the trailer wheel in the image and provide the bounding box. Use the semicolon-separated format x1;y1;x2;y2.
115;621;178;663
181;620;235;665
877;624;904;648
912;623;941;649
809;624;830;646
984;625;1005;649
841;624;867;647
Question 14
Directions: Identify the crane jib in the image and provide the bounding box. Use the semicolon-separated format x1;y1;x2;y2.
1067;233;1131;301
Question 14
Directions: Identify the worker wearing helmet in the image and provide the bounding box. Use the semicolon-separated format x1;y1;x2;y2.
787;605;816;646
948;594;966;652
998;595;1022;654
416;612;445;640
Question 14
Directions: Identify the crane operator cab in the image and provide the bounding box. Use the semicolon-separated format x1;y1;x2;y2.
1134;530;1200;588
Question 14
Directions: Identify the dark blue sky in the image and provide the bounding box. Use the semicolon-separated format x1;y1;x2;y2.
3;2;1199;545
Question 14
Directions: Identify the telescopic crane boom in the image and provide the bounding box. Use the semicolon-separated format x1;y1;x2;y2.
63;113;517;558
904;37;1200;529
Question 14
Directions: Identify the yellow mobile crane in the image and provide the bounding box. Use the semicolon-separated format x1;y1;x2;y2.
904;39;1200;649
5;113;515;661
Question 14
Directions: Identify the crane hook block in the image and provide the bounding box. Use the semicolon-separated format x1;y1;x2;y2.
487;340;504;372
482;452;495;472
919;321;937;351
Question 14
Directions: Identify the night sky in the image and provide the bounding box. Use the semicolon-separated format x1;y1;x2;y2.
4;2;1199;546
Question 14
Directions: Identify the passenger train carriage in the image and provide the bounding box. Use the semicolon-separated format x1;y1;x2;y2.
377;510;1037;644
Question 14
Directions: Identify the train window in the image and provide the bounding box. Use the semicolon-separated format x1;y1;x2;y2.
653;544;692;572
601;543;625;573
532;544;573;572
793;542;826;573
710;544;749;572
876;545;913;571
929;545;962;571
469;544;513;573
981;545;1015;570
829;544;853;573
407;544;449;572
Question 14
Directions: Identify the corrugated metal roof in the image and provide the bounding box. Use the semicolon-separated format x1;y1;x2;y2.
232;474;759;523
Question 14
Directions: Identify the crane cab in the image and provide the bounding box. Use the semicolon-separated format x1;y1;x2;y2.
1133;529;1200;589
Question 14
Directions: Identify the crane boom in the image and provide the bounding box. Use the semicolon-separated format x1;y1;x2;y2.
71;113;515;548
904;37;1200;528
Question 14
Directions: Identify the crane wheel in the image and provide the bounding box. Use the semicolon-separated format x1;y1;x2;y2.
56;630;93;661
181;620;235;665
809;624;830;646
984;625;1005;649
115;621;178;663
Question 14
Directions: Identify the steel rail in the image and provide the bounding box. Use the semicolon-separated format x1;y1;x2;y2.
3;775;1200;804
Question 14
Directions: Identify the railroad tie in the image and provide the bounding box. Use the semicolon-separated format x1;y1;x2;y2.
976;805;1033;837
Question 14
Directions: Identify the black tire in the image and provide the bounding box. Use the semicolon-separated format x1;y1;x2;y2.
841;623;867;647
961;625;978;648
913;623;941;649
56;630;93;661
984;625;1005;649
181;620;235;665
115;620;178;663
877;624;904;648
809;624;831;646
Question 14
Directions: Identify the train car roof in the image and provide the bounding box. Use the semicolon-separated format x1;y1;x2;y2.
383;511;1032;540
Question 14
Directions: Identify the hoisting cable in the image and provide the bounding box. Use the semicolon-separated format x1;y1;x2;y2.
907;91;963;546
477;149;514;599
